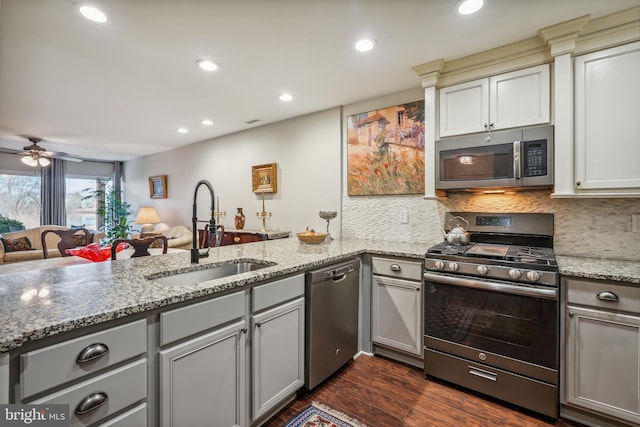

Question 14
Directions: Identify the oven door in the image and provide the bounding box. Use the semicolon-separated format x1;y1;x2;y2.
423;271;558;372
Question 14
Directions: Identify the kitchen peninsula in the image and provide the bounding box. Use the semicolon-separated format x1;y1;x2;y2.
1;238;639;427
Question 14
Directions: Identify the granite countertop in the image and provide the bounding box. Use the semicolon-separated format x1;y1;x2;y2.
556;255;640;284
0;238;430;353
2;238;638;354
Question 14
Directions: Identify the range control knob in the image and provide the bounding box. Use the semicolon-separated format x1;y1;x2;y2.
476;265;489;275
434;260;445;270
447;262;459;272
508;269;522;280
526;271;541;282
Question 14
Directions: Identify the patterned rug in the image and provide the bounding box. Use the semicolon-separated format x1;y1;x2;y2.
285;402;369;427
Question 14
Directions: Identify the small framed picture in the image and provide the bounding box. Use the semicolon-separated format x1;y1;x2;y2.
252;163;277;193
149;175;167;199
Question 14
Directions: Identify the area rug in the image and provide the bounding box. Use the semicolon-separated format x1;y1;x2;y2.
285;401;369;427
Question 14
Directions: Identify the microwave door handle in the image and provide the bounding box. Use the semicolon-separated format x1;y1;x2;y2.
513;140;521;179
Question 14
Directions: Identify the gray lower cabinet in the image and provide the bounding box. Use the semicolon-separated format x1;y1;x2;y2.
371;257;423;358
31;359;147;427
563;277;640;427
98;403;147;427
158;291;247;427
19;319;147;427
0;352;8;404
160;320;246;427
251;274;305;424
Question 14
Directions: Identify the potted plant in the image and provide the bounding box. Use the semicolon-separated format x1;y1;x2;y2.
82;180;134;244
0;214;25;234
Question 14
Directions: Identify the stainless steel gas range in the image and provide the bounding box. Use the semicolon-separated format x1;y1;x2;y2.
424;212;559;418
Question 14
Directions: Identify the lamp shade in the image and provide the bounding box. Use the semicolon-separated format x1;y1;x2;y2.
135;207;161;224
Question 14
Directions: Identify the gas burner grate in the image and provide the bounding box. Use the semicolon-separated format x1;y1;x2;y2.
427;242;473;256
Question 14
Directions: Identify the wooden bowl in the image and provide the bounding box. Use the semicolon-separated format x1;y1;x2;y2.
296;231;328;244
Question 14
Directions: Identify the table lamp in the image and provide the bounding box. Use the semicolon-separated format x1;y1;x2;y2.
135;207;161;233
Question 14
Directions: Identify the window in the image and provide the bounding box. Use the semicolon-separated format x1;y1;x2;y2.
0;155;117;231
0;173;41;230
65;177;100;230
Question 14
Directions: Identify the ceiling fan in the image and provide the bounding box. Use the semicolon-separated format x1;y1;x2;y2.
3;137;83;167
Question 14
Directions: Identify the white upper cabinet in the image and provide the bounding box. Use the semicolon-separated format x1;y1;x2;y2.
439;79;489;137
573;42;640;193
439;64;550;137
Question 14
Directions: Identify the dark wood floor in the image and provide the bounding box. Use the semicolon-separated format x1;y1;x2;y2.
263;354;583;427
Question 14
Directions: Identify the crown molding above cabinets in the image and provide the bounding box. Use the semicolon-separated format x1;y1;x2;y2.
413;6;640;89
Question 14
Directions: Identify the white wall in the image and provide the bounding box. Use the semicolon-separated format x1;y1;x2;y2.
123;89;640;262
124;107;342;236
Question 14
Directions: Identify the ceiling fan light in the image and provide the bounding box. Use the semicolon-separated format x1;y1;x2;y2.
38;157;51;167
21;156;37;167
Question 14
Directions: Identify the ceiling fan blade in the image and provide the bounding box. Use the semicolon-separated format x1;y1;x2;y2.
0;146;20;154
13;136;84;163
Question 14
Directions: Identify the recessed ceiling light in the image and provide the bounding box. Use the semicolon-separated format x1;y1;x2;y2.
177;127;188;134
458;0;484;15
196;60;219;72
75;3;108;23
279;93;293;102
355;38;376;52
201;119;214;126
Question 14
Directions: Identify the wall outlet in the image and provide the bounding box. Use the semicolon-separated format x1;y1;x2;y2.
399;209;409;224
633;214;640;232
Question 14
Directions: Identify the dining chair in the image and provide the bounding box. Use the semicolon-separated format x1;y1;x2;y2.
41;227;92;259
111;235;168;260
199;224;225;248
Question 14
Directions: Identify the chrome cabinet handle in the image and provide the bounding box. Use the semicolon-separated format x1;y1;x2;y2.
389;264;401;272
255;322;261;328
77;343;109;364
241;327;247;334
596;291;619;302
568;311;574;317
75;391;108;415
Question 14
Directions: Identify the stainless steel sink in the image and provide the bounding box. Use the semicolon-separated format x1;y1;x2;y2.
149;260;274;287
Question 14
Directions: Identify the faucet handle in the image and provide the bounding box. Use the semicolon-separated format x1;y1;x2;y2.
199;248;210;258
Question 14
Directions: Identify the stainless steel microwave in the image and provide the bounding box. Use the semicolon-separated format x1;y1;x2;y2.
436;125;553;191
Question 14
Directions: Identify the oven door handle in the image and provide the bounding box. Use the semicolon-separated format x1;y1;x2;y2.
423;271;557;300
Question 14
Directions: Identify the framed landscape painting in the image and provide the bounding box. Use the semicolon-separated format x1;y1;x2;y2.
346;100;425;195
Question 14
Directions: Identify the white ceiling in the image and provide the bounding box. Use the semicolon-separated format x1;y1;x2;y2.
0;0;638;162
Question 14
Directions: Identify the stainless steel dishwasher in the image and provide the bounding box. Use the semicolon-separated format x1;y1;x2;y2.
305;258;360;389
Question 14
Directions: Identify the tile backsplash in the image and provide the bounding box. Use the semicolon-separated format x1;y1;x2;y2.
342;191;640;261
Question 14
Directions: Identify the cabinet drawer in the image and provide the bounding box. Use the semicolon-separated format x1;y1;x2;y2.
31;359;146;427
252;274;304;313
224;232;265;245
372;257;422;281
98;403;146;427
566;278;640;314
21;319;146;400
160;291;245;346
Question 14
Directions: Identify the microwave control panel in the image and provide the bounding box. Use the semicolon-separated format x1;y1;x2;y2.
522;139;547;177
